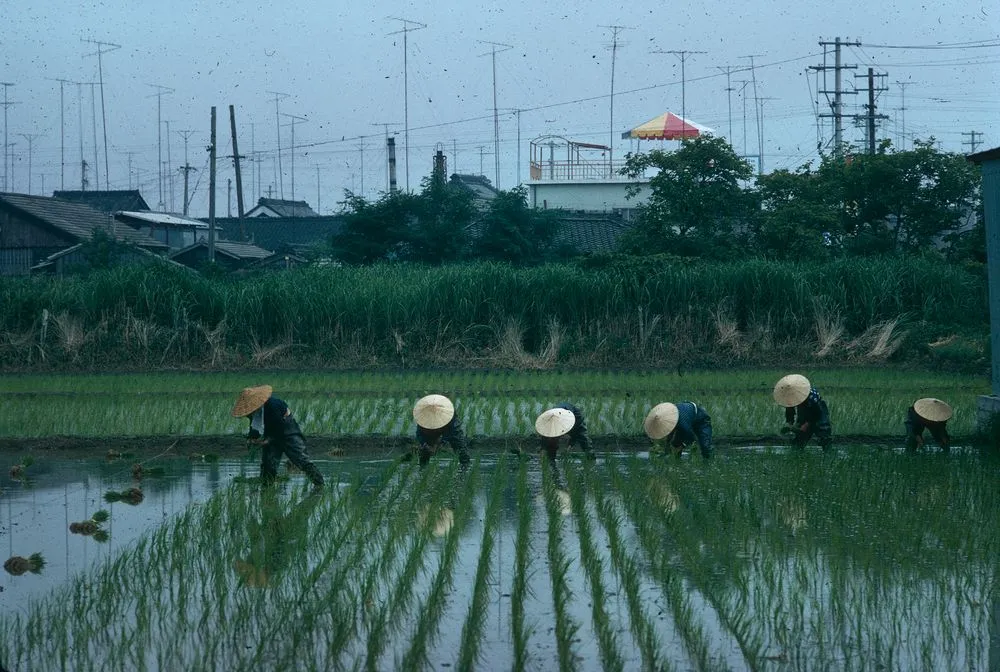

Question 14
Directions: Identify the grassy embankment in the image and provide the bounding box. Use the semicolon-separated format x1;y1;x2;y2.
3;450;998;670
0;257;987;370
0;369;988;442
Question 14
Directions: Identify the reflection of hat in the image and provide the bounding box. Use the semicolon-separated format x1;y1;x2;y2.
234;559;270;587
231;385;273;417
644;403;679;440
535;408;576;438
914;398;953;422
413;395;455;430
773;374;811;407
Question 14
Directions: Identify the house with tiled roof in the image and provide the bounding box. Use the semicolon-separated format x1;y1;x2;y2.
168;239;272;272
53;189;151;214
0;193;167;275
245;197;319;218
211;215;343;253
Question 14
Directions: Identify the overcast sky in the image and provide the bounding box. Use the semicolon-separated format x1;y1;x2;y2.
3;0;997;216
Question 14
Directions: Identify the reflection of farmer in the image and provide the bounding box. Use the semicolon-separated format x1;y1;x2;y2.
535;403;595;460
906;397;952;452
644;402;713;458
234;489;321;588
774;374;832;450
231;385;325;487
408;395;470;466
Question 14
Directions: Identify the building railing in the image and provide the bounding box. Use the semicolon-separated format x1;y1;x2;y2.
529;159;631;181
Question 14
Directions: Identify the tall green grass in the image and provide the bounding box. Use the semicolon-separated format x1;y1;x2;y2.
0;258;985;368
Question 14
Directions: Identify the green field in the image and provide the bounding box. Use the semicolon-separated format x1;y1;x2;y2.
0;369;989;441
3;451;1000;671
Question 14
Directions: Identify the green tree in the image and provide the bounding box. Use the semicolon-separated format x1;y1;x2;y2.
408;175;475;264
80;229;132;269
753;165;840;260
618;136;756;258
332;190;417;263
473;186;562;264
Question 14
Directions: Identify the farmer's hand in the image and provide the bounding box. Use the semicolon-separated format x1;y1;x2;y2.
799;422;810;434
914;435;924;450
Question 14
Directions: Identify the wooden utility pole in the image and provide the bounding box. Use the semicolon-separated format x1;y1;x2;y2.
229;105;246;240
208;107;217;264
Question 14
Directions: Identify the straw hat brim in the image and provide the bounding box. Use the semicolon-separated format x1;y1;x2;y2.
231;385;273;417
773;374;811;407
914;397;953;422
536;408;576;438
644;403;680;440
413;394;455;430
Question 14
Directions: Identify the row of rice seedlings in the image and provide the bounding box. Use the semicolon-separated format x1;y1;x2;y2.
541;458;581;672
363;462;454;670
455;455;508;670
605;458;717;670
562;463;625;672
586;469;670;671
510;459;534;671
397;462;482;669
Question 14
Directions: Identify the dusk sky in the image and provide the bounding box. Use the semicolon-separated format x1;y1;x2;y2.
3;0;997;216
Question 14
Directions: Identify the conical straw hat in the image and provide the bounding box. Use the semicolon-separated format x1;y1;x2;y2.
535;407;576;438
231;385;273;417
644;402;680;440
773;374;811;407
413;394;455;430
914;397;953;422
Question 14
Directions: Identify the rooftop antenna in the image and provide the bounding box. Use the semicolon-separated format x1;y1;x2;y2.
49;78;80;190
280;112;307;201
0;83;18;192
651;48;706;138
82;38;120;191
176;129;197;216
19;133;43;194
477;40;512;190
146;84;173;209
601;25;629;171
387;16;427;192
267;91;289;199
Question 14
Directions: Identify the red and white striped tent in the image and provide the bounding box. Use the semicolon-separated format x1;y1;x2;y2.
622;112;714;141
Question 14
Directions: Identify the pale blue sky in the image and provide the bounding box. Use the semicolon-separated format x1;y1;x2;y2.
3;0;997;215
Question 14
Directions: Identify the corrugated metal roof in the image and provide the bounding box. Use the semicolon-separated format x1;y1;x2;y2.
0;193;167;248
117;211;209;228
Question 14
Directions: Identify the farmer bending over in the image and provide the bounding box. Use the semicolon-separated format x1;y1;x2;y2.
534;403;595;460
905;397;952;452
408;394;470;466
774;374;832;450
231;385;325;487
644;402;713;458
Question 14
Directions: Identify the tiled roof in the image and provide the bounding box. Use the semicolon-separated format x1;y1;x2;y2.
0;193;167;248
211;216;343;250
552;211;632;254
168;239;272;261
248;197;319;218
450;174;498;202
53;190;150;213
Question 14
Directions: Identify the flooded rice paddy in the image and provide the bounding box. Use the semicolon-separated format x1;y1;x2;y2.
2;445;1000;671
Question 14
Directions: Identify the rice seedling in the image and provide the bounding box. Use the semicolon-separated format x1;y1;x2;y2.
541;458;581;672
510;459;534;672
103;487;144;505
3;553;45;576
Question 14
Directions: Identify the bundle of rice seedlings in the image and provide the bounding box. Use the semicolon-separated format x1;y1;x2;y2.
3;552;45;576
104;487;144;505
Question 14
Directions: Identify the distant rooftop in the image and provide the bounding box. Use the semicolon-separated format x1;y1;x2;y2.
246;197;320;218
0;193;166;248
449;174;498;202
117;211;209;228
53;189;150;213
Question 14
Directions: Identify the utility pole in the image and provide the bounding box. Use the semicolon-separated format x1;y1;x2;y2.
280;112;306;201
147;84;173;209
652;49;706;134
852;67;888;154
228;105;246;239
76;82;85;190
208;107;217;263
89;82;99;190
735;80;751;161
227;178;232;218
371;122;400;191
177;129;196;216
962;130;983;154
602;25;628;171
478;40;512;190
757;97;777;174
50;78;77;190
810;37;860;154
388;17;427;192
267;91;289;198
740;55;766;172
19;133;42;194
165;120;175;210
514;110;522;185
1;83;17;193
717;65;739;143
895;80;910;150
358;138;365;197
82;39;120;191
315;165;321;214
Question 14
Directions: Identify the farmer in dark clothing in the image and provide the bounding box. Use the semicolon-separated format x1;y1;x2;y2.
774;374;832;450
231;385;325;487
409;394;470;466
905;397;952;452
644;402;713;458
535;403;595;460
